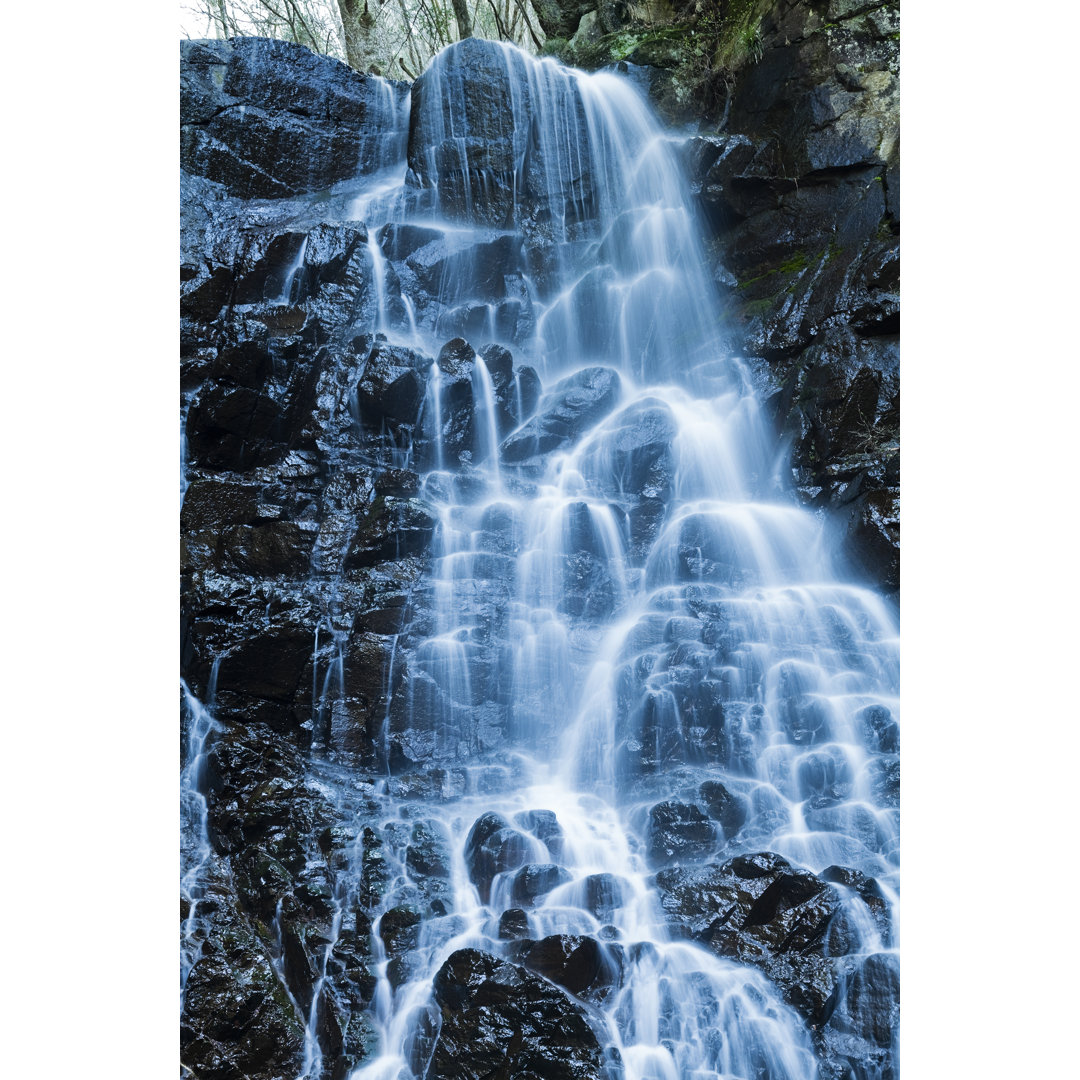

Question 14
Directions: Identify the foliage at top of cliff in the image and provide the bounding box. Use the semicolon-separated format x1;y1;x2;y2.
546;0;898;124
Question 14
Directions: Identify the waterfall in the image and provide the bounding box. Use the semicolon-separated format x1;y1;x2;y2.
182;37;899;1080
330;40;898;1080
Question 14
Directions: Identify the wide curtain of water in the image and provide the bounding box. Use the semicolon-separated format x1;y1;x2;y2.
186;39;899;1080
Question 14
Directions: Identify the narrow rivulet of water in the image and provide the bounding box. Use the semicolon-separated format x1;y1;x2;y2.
190;40;899;1080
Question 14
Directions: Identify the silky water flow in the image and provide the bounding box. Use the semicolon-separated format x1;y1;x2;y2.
183;41;899;1080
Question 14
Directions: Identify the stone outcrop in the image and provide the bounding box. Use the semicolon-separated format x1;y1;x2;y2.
181;36;408;199
181;42;427;1080
426;948;611;1080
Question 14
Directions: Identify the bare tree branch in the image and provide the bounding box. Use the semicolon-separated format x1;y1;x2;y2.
485;0;507;41
513;0;542;51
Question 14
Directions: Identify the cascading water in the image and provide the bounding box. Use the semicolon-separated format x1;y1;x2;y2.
180;666;219;1000
182;37;898;1080
306;40;899;1080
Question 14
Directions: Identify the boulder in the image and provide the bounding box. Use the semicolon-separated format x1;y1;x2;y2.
463;813;532;905
416;338;538;468
653;851;864;1027
519;934;609;997
501;366;621;465
645;800;716;867
582;400;676;499
407;38;596;235
514;808;565;860
356;341;431;426
699;779;748;839
181;37;408;198
428;949;607;1080
511;863;573;906
498;907;531;940
181;898;305;1079
582;873;628;921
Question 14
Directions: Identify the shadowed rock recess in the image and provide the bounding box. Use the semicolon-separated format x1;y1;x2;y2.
181;15;898;1080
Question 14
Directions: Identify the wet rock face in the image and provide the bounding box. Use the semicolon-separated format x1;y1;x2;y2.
511;862;573;905
181;895;305;1079
517;934;611;997
412;337;540;469
181;26;899;1080
501;366;622;468
181;38;442;1079
181;37;407;199
428;948;608;1080
654;850;898;1077
407;37;597;237
464;812;532;904
645;800;717;867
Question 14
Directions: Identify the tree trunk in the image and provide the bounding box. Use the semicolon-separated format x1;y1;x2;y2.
211;0;232;39
337;0;377;71
451;0;473;39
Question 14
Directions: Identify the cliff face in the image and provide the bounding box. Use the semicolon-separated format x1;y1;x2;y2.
181;16;899;1080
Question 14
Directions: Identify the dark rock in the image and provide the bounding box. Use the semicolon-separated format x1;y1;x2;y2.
463;813;532;904
828;951;900;1048
520;934;609;996
406;232;524;306
840;484;900;593
380;905;422;956
223;521;316;577
406;819;451;880
514;808;565;860
582;399;676;499
215;620;312;704
796;746;855;803
407;39;596;236
414;337;538;468
645;800;716;867
407;39;524;227
534;0;596;40
356;342;431;426
511;863;573;906
377;222;445;261
582;874;628;921
654;851;854;1027
669;1;901;596
344;496;437;569
867;754;900;808
181;883;305;1080
513;364;543;422
186;383;285;470
428;948;606;1080
698;779;748;839
374;468;421;497
181;37;408;198
498;907;531;940
502;366;621;465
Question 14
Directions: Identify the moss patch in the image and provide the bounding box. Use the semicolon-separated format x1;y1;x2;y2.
561;0;774;120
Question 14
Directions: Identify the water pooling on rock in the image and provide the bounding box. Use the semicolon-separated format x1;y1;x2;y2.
181;35;898;1080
